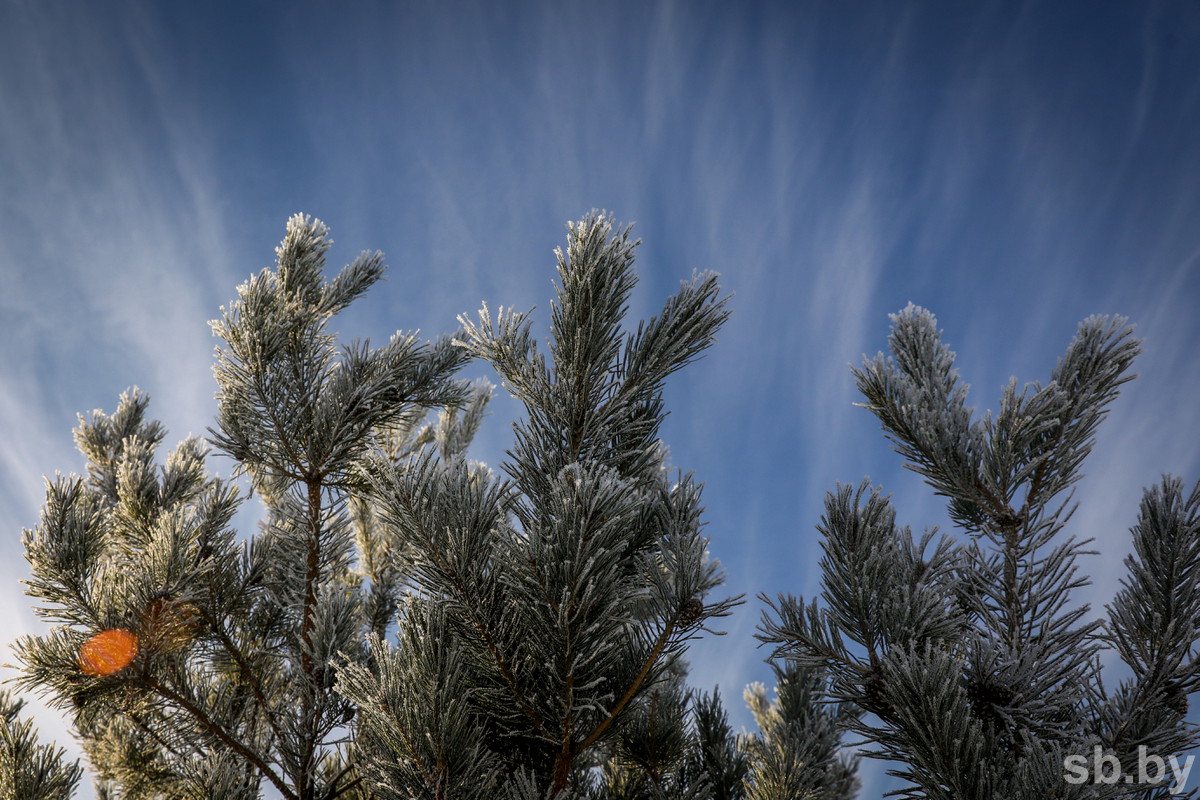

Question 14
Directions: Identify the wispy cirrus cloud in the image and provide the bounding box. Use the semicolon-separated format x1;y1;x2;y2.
0;4;240;779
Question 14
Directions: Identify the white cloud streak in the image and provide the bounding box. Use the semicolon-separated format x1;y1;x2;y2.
0;6;240;794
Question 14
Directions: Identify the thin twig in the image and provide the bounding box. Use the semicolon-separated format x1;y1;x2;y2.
141;674;296;800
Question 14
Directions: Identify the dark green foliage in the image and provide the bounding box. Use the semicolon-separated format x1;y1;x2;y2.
1100;478;1200;769
578;678;753;800
345;212;741;797
760;304;1200;800
8;212;856;800
14;215;467;800
688;688;751;800
336;606;505;800
742;661;858;800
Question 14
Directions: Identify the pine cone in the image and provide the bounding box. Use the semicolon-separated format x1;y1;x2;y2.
141;594;201;653
1164;681;1189;717
993;508;1023;529
312;665;332;688
951;584;976;618
862;673;898;724
677;598;704;628
966;677;1015;731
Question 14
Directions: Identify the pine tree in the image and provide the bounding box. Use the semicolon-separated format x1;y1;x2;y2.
759;304;1200;800
14;215;469;799
8;211;858;800
336;212;742;798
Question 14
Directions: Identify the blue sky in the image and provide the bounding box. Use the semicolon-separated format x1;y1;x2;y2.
2;1;1199;797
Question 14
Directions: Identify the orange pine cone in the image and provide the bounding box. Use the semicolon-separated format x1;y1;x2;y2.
79;629;139;676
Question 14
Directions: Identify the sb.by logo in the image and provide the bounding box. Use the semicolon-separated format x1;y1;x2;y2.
1063;746;1194;794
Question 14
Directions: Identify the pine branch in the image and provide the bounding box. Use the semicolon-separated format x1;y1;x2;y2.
361;455;550;739
139;673;296;800
299;477;325;797
15;216;473;800
578;618;678;753
0;689;83;800
199;607;287;746
762;305;1179;800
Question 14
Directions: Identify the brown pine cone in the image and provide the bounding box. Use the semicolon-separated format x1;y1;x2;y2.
678;597;704;628
1164;681;1189;717
862;673;899;724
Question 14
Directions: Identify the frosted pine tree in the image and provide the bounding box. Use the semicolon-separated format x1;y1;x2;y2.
336;212;744;798
9;211;857;800
759;305;1200;799
14;215;470;799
